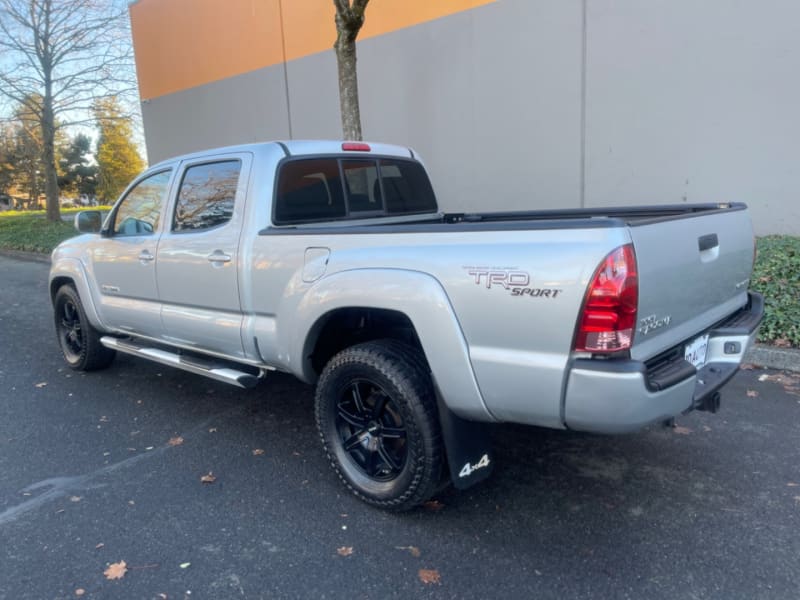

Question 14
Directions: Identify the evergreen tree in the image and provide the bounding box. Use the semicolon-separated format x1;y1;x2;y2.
94;97;144;204
59;133;98;199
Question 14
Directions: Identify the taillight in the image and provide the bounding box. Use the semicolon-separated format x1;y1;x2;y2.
574;244;638;353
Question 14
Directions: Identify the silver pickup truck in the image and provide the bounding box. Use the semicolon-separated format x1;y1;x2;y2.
50;140;763;510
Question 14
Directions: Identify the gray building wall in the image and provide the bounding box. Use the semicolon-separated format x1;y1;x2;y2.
141;0;800;235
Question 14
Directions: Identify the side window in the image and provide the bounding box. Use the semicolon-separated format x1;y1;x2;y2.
274;159;345;224
113;170;171;236
173;160;241;232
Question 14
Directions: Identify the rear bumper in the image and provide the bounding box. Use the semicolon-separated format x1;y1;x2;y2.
564;292;764;434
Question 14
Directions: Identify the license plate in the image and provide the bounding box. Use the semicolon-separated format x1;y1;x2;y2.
685;334;709;369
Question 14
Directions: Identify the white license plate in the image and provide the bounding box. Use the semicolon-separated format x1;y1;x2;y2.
684;334;709;369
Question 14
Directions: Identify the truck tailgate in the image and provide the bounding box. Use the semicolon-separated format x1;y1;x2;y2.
628;206;755;362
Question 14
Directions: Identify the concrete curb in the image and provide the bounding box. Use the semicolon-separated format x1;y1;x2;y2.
0;249;51;264
2;250;798;372
745;344;800;374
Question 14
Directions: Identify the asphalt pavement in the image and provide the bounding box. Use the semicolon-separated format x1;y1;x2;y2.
1;255;799;600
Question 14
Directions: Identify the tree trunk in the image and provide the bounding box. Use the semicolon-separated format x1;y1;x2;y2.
333;0;369;141
41;92;60;221
42;124;60;220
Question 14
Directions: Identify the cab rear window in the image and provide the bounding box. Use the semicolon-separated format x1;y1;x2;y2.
273;157;437;225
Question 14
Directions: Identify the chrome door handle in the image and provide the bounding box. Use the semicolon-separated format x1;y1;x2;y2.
138;250;155;262
207;251;232;263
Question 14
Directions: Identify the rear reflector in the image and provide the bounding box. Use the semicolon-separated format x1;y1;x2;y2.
574;244;638;353
341;142;371;152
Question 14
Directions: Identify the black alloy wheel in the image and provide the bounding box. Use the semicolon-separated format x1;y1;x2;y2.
335;378;408;481
315;340;443;510
53;285;115;371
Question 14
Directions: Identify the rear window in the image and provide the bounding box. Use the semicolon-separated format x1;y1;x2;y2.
273;156;436;225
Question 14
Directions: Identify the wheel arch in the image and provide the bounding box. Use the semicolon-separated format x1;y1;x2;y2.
304;307;424;376
49;258;106;331
290;268;494;422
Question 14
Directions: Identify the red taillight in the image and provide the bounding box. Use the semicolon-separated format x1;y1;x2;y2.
341;142;371;152
574;244;638;353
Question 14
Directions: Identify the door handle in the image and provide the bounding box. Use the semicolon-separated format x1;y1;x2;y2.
138;250;155;263
207;251;232;264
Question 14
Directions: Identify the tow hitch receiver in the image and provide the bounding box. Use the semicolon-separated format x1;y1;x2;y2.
696;391;721;413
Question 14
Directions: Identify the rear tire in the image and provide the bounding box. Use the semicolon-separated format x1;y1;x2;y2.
54;284;115;371
315;340;443;511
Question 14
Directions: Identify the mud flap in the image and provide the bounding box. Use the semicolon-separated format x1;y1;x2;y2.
435;394;494;490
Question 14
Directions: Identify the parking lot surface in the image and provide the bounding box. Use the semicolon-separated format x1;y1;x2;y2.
1;255;799;599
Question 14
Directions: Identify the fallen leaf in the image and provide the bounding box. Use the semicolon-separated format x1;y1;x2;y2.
252;448;265;456
418;569;441;585
200;472;216;484
758;374;769;382
746;390;759;398
337;546;354;556
70;496;82;502
158;594;168;600
396;545;421;557
104;560;127;580
179;562;191;569
208;428;217;433
167;436;184;446
788;483;799;487
75;589;85;597
673;425;692;435
739;363;756;370
95;543;104;549
34;382;47;388
423;500;445;512
55;509;65;514
702;426;712;432
99;416;110;422
774;338;791;348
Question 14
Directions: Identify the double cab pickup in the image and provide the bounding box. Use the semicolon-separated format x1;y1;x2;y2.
50;140;763;509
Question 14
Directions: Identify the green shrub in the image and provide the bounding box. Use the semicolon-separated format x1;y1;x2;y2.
751;236;800;348
0;213;77;253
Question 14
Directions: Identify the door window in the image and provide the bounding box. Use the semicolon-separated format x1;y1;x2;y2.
112;170;172;236
173;160;241;232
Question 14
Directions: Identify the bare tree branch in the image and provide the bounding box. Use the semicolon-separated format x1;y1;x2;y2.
0;0;137;220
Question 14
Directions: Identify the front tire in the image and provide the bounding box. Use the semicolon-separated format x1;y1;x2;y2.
54;284;115;371
315;341;443;511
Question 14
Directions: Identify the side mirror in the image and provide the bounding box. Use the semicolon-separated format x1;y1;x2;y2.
74;210;105;233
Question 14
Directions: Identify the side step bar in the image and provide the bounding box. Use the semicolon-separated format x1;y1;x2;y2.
100;336;261;389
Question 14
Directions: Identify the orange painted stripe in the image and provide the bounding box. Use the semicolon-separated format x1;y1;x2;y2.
130;0;497;100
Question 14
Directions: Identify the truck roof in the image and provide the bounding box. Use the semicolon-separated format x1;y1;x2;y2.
148;140;416;170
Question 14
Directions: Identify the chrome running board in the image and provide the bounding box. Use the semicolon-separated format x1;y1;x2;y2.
100;336;261;389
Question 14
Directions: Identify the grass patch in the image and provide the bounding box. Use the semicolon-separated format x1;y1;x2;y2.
751;235;800;348
0;213;78;253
